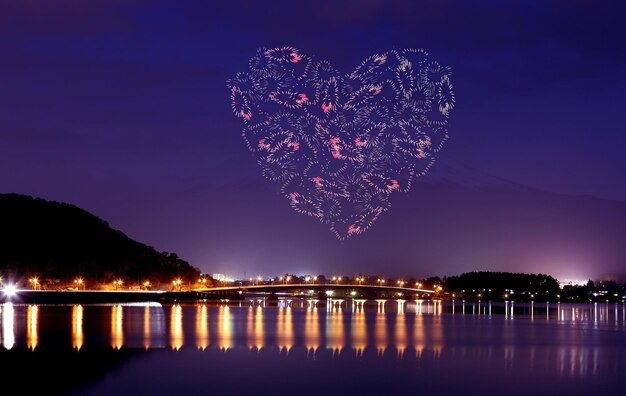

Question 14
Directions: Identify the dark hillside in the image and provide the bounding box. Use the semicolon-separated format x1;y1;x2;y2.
0;194;200;286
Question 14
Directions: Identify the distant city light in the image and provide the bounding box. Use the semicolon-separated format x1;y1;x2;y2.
213;274;235;282
558;279;588;288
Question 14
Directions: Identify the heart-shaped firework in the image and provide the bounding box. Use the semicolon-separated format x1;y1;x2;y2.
228;47;454;239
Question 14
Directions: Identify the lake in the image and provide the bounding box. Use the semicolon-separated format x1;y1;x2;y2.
1;299;625;395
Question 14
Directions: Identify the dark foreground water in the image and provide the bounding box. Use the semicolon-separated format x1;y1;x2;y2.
1;299;625;395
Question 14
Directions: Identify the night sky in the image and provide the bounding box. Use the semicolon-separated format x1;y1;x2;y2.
2;1;626;281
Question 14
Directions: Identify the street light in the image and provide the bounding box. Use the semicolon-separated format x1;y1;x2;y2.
377;278;385;286
172;278;182;291
357;277;364;285
29;277;40;290
397;280;405;287
74;278;84;290
3;284;17;297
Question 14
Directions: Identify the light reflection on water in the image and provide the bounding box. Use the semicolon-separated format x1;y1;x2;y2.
1;300;625;378
111;305;123;350
27;305;38;350
142;305;150;350
196;304;208;350
1;302;14;349
72;305;83;350
170;304;183;350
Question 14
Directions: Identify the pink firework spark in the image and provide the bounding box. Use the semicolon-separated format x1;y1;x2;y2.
295;93;308;105
387;180;400;191
321;101;334;113
354;137;368;147
312;176;324;187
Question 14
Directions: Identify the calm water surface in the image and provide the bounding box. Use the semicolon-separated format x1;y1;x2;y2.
1;299;625;395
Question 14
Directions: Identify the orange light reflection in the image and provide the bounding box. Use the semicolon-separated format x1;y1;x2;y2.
72;305;83;350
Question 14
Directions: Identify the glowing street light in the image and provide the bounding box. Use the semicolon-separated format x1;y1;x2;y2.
74;278;84;290
397;280;406;287
377;278;385;286
332;276;342;285
143;280;152;290
416;282;423;288
113;279;123;290
357;277;364;285
2;284;17;298
305;276;311;284
29;277;40;290
172;278;183;290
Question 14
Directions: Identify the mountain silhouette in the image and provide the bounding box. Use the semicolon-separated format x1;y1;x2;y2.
0;193;200;287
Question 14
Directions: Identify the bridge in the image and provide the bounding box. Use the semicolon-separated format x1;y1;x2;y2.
193;283;435;299
1;284;435;304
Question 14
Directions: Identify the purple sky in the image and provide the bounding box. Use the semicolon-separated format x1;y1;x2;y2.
1;1;626;281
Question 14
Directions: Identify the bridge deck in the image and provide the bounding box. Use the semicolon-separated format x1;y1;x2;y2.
198;283;434;294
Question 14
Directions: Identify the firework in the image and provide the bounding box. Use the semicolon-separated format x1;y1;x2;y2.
228;47;455;239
